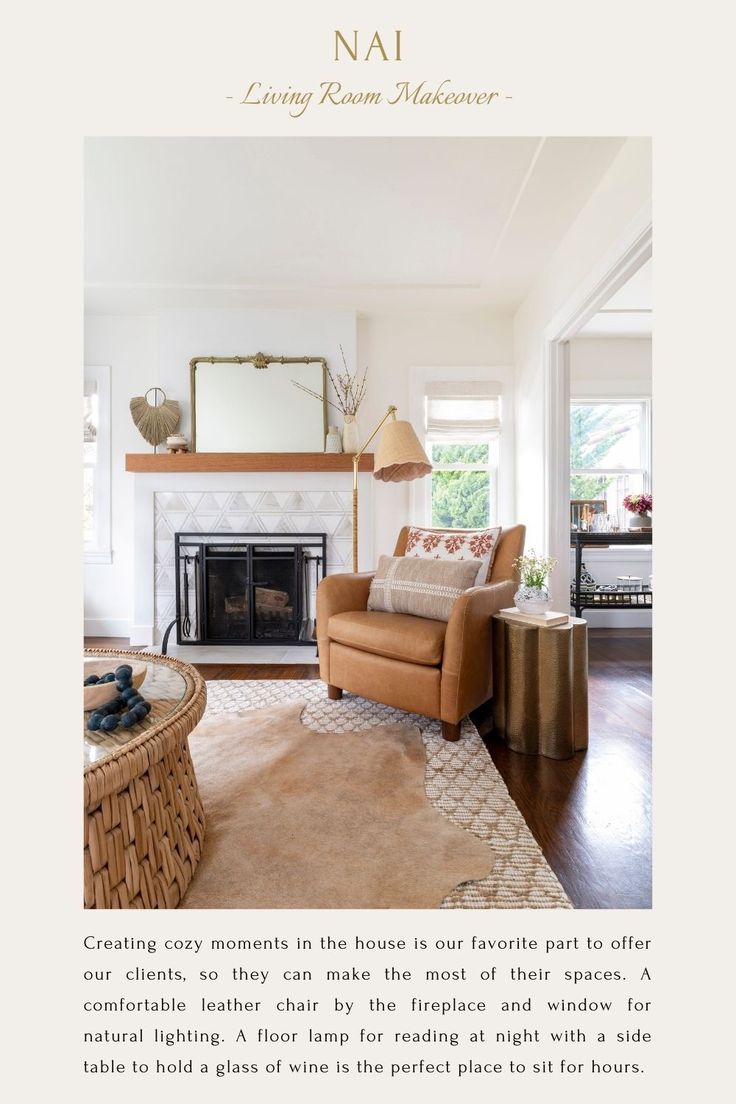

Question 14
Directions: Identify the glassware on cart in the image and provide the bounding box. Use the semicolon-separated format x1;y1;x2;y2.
616;575;643;593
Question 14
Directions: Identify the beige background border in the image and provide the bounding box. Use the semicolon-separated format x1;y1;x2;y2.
3;0;733;1099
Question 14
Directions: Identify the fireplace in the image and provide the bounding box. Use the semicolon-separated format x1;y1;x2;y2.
161;532;326;652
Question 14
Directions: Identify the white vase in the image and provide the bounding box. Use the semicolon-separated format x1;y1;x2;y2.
325;425;343;453
342;415;360;454
514;584;552;615
628;512;651;529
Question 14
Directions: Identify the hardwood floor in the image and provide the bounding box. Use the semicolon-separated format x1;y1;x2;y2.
476;628;651;909
85;629;651;909
194;663;322;681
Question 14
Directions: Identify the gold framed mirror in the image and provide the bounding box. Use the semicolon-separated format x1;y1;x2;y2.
189;354;327;452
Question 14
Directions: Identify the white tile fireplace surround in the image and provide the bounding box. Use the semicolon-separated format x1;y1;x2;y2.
131;470;375;652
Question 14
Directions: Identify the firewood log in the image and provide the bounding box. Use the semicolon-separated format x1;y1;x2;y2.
255;588;290;609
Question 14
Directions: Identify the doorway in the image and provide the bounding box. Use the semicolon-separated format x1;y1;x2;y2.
543;223;652;609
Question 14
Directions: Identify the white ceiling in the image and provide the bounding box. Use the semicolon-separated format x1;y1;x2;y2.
578;258;652;336
85;137;626;314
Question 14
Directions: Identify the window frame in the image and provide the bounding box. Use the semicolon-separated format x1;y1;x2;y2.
424;434;500;530
569;394;652;527
409;366;513;530
84;364;112;564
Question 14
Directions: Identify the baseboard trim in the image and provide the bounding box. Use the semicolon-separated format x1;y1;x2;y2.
578;611;652;628
129;623;154;647
588;626;651;636
84;618;132;638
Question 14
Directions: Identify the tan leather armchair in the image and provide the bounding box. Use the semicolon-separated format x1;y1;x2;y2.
317;525;525;741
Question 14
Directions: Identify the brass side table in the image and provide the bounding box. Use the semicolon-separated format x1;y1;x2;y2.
492;614;589;759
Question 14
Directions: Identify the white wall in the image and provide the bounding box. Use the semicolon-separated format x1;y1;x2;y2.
84;314;158;635
570;336;652;389
154;308;357;443
85;305;513;632
357;310;514;553
513;138;652;587
512;134;648;556
85;307;356;634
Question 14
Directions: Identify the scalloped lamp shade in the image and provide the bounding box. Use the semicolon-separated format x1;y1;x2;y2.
373;420;432;482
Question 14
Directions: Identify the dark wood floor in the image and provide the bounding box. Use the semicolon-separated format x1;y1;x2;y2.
85;629;651;909
478;629;651;908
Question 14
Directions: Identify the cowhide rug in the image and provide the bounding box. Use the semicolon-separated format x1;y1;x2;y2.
182;702;493;909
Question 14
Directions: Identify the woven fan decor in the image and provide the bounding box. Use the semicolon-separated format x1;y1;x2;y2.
130;388;181;447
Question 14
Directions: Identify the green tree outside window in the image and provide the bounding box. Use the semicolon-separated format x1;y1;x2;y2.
430;443;491;528
570;404;629;500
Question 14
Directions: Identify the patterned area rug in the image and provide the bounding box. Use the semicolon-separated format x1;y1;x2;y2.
203;681;572;909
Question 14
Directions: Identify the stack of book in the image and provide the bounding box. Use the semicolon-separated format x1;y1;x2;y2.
499;608;569;627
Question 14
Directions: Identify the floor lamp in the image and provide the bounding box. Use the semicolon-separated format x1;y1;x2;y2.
351;405;432;572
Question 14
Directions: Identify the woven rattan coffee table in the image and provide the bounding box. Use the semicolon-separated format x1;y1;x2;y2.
84;650;207;908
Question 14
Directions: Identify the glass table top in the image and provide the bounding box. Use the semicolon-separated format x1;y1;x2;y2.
84;654;188;768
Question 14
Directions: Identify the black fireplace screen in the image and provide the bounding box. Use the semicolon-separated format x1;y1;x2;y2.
206;553;251;640
166;532;326;650
252;547;298;640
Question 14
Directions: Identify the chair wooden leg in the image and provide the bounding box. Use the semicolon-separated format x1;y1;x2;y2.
327;684;343;701
441;720;462;742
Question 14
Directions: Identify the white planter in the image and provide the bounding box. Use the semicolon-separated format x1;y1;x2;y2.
342;415;360;453
628;512;651;529
325;425;343;453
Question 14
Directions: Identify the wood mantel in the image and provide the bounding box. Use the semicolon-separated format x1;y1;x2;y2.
125;452;374;473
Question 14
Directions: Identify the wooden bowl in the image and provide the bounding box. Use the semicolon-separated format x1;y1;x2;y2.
84;659;147;712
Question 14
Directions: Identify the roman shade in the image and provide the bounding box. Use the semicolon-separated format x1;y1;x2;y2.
425;380;502;440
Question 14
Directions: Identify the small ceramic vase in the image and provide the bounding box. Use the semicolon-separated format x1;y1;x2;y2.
342;415;360;454
514;584;553;615
580;562;596;588
325;425;343;453
628;512;651;529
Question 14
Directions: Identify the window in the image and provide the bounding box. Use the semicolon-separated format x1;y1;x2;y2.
570;399;651;527
84;366;111;562
424;382;501;529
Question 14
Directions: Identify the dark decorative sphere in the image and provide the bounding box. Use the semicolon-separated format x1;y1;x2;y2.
140;701;152;715
87;712;104;731
99;672;116;684
120;711;138;728
121;687;138;702
100;715;120;732
131;703;148;721
126;694;143;709
116;679;132;691
84;674;100;686
114;664;133;680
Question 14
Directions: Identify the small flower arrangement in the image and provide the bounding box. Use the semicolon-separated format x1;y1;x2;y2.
623;493;653;516
512;550;558;588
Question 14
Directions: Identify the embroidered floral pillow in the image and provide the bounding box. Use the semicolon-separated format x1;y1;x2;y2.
404;526;502;585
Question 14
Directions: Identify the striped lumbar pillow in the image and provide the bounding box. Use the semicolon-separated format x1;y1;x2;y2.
367;555;480;623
